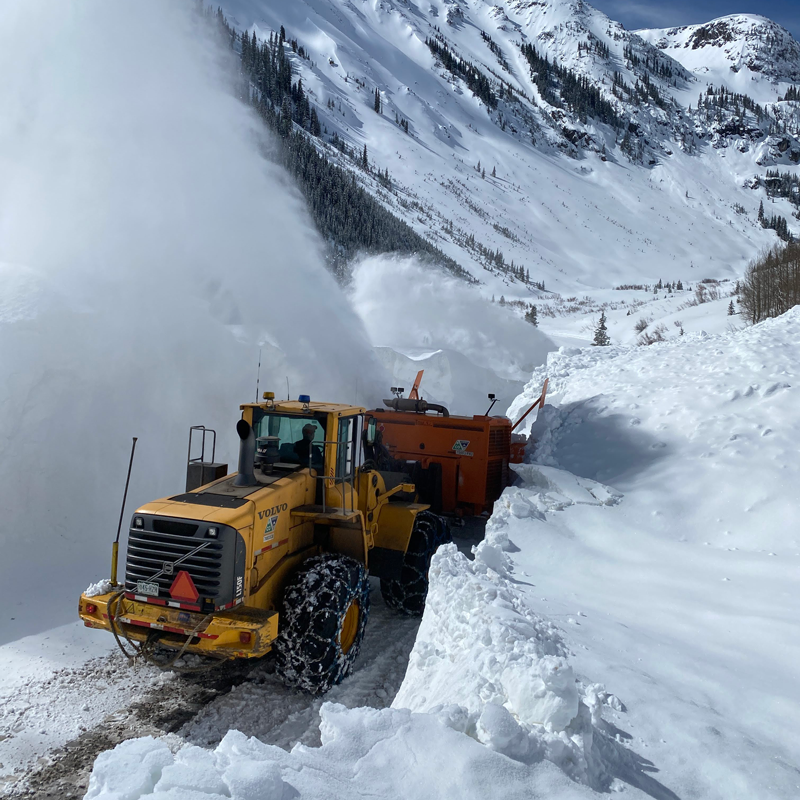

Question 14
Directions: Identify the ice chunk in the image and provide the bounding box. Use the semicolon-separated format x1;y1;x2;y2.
85;579;114;597
85;736;173;800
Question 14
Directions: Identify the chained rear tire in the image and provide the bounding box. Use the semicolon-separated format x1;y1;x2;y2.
380;511;451;617
275;553;369;694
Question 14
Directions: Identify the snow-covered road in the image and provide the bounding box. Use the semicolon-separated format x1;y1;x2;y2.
1;581;424;798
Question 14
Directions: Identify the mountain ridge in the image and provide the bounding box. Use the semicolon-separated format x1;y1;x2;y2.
221;0;800;295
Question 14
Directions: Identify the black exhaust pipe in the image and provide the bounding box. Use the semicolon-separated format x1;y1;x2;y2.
233;419;258;486
383;398;450;417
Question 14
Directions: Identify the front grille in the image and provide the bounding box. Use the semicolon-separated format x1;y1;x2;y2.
125;519;223;600
485;458;507;505
488;426;511;458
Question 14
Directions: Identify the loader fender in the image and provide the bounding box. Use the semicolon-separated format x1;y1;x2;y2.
368;501;427;580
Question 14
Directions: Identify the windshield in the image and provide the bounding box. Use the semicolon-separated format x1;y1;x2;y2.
251;411;326;469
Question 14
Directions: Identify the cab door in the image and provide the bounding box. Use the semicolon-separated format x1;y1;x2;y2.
324;414;362;514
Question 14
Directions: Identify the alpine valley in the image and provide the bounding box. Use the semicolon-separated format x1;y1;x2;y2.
219;0;800;295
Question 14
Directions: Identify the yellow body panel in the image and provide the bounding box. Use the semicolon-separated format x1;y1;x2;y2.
373;502;428;554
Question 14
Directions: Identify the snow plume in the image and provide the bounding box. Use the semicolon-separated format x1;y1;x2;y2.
0;0;384;642
350;255;555;382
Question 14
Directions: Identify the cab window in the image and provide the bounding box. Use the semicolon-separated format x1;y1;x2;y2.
337;416;356;478
251;411;326;468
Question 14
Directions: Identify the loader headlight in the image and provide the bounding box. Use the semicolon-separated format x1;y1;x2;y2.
207;526;218;538
134;517;144;529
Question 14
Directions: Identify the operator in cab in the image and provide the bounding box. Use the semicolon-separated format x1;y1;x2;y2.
294;423;322;468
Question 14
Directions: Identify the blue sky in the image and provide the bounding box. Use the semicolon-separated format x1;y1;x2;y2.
589;1;800;38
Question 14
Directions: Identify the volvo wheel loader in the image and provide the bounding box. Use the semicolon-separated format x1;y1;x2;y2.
78;393;449;693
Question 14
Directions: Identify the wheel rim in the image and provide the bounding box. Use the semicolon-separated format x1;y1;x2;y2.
339;600;360;654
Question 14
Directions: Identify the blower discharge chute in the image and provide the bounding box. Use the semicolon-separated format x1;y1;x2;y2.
78;393;449;693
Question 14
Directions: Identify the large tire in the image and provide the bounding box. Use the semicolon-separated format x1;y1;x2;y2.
380;511;451;617
275;554;370;694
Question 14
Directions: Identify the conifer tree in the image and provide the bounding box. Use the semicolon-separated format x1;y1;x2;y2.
361;144;369;170
593;311;610;346
525;305;538;326
309;107;321;136
728;300;736;315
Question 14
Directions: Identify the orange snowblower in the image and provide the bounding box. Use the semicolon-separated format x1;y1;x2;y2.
364;375;547;517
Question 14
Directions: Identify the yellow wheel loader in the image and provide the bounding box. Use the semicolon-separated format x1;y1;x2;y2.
78;393;450;693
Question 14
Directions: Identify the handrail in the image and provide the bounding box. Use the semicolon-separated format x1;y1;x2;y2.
187;425;217;465
308;439;356;516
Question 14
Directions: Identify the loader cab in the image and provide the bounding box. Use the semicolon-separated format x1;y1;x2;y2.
240;398;366;512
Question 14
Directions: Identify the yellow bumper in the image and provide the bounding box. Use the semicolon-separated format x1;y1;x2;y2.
78;592;278;660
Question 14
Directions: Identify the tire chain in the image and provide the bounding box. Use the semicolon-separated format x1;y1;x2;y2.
275;553;370;694
380;511;451;616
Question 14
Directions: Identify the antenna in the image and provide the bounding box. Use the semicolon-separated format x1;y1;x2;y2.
255;348;262;403
111;437;138;586
286;376;290;401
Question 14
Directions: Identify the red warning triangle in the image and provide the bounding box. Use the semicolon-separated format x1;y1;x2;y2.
169;570;199;603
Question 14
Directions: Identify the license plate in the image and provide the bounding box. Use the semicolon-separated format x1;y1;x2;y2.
136;581;160;597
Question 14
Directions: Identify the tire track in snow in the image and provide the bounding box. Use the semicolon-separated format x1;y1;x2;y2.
180;579;422;750
4;579;431;799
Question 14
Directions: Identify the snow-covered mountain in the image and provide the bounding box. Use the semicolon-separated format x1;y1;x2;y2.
638;14;800;102
222;0;800;297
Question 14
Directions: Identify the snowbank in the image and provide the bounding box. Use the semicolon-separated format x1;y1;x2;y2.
85;705;597;800
393;470;629;791
500;309;800;798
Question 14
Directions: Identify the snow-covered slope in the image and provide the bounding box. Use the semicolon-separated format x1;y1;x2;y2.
638;14;800;103
221;0;800;296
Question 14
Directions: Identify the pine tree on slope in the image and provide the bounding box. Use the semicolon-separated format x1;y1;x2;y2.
593;311;610;346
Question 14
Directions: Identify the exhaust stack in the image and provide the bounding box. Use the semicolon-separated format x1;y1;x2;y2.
383;398;449;417
233;419;258;486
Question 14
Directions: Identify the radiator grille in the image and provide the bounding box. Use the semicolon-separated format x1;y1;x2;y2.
485;458;508;505
125;523;223;599
488;426;511;458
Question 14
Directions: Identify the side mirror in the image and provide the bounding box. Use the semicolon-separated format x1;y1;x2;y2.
365;418;377;446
